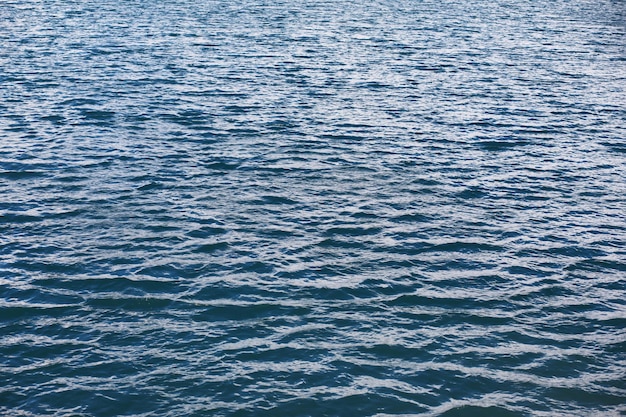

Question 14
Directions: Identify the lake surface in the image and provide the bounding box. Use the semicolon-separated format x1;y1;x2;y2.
1;0;625;416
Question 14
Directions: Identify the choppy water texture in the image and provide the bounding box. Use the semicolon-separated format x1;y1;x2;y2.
1;0;626;416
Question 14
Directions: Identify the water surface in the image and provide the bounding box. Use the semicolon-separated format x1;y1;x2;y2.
1;0;625;416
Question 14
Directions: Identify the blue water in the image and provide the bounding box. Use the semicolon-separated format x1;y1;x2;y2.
1;0;625;416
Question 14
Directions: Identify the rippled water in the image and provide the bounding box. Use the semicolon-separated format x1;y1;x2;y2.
1;0;625;415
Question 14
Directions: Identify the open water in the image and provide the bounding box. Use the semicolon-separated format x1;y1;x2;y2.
1;0;626;416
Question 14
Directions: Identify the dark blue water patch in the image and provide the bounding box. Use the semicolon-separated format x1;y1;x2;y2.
315;238;369;250
0;303;79;321
232;261;275;275
476;139;532;151
186;226;228;238
84;296;178;311
11;376;158;417
388;241;505;256
531;355;601;379
193;241;230;253
601;142;626;153
439;406;526;417
266;395;431;417
535;318;610;338
322;226;382;236
383;293;512;312
255;195;299;205
605;339;626;355
136;181;165;191
565;258;626;272
53;174;90;183
80;109;116;120
508;282;576;303
0;213;44;223
591;316;626;331
8;260;89;275
0;170;47;180
38;276;183;297
389;213;433;223
203;159;242;171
